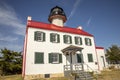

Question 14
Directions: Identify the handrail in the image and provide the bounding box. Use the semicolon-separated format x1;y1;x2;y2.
64;64;83;71
84;63;94;72
64;64;97;80
64;63;97;72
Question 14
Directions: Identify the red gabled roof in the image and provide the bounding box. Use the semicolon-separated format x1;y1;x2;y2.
96;47;104;49
27;20;93;37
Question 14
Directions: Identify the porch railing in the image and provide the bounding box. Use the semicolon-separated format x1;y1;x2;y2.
64;64;96;80
64;64;83;71
64;63;97;73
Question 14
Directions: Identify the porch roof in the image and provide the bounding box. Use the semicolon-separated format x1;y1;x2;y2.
61;45;83;54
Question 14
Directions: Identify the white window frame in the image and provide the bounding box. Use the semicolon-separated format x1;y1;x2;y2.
52;53;59;63
37;32;43;41
50;33;60;43
75;37;82;45
64;35;72;44
35;31;45;42
85;38;92;46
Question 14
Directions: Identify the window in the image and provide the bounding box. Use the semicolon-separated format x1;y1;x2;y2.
35;52;44;64
34;31;45;42
50;33;60;43
49;53;62;63
87;54;93;62
63;35;72;44
77;54;83;63
75;37;82;45
85;38;92;46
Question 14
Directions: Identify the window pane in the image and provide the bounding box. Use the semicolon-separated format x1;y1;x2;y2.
85;38;92;46
50;33;60;43
75;37;82;45
63;35;67;43
52;54;58;63
63;35;72;44
88;54;93;62
49;53;62;63
35;52;44;64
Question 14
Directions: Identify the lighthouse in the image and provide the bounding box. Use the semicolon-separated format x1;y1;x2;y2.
22;6;107;80
48;6;67;27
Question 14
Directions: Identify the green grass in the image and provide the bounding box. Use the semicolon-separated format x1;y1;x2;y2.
95;69;120;80
0;74;23;80
0;69;120;80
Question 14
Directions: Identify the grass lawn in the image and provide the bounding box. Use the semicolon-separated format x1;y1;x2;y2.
95;69;120;80
0;69;120;80
0;75;23;80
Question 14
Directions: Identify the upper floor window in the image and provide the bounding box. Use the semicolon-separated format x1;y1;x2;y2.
50;33;60;43
34;31;45;42
87;54;93;62
63;35;72;44
75;37;82;45
85;38;92;46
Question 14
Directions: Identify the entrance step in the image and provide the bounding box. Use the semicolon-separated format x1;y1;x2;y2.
64;70;95;80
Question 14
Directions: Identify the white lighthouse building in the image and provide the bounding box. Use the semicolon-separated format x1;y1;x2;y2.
22;6;107;79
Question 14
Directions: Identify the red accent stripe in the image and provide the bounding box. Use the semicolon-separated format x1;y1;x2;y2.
22;27;28;78
96;47;104;49
27;20;93;37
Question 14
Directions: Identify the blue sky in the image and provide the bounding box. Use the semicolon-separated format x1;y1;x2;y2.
0;0;120;51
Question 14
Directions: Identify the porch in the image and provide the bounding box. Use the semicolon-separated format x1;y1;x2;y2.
62;45;94;80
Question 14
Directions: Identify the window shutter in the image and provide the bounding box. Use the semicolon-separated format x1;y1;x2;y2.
49;53;52;63
70;36;72;44
59;54;62;63
57;34;60;43
40;53;44;63
43;32;45;41
80;37;82;45
77;54;82;63
85;38;87;45
50;33;53;42
89;39;92;46
35;52;44;64
34;32;37;41
75;37;78;44
63;35;67;43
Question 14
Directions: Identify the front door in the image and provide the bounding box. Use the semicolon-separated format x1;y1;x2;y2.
101;56;105;67
66;52;84;71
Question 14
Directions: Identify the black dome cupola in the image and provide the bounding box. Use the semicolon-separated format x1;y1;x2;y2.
48;6;67;24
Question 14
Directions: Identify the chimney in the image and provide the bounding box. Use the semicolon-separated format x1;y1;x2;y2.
77;26;82;30
27;16;32;20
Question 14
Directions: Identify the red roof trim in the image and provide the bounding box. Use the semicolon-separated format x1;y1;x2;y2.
27;20;93;37
96;47;104;49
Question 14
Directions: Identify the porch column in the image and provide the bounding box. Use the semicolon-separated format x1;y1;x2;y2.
80;51;84;71
70;52;73;71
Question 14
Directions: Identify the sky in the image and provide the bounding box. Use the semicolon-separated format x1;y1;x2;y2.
0;0;120;52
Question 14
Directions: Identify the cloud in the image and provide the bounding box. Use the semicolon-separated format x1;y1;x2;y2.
0;2;25;51
0;2;25;36
87;16;92;27
68;0;81;20
0;34;18;42
0;43;22;52
0;33;23;51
